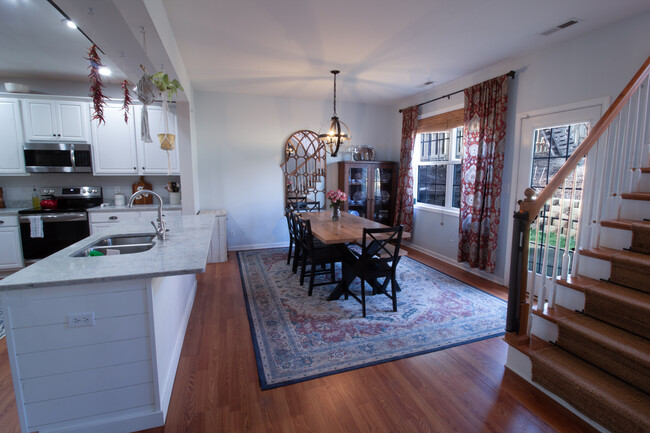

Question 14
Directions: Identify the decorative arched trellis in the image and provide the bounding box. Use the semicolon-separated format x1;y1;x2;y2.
281;130;326;210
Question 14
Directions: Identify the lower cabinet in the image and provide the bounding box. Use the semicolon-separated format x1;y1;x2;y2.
0;215;24;270
89;209;181;234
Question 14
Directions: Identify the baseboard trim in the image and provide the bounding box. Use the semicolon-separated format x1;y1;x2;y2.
404;242;505;285
228;242;288;252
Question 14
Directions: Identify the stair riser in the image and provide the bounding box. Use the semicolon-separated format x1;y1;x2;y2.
531;314;558;343
599;226;633;250
639;173;650;191
577;255;610;281
619;198;650;220
555;283;586;312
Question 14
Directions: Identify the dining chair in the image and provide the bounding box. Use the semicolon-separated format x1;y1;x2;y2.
343;225;404;317
296;217;346;296
285;209;297;266
289;201;321;212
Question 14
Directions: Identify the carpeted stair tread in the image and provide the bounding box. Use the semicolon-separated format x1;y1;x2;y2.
630;222;650;254
530;346;650;433
610;250;650;293
557;314;650;394
584;281;650;339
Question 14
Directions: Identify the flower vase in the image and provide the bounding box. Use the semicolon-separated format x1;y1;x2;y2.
331;205;341;221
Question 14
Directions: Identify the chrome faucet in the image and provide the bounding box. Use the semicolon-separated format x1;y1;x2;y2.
128;189;167;240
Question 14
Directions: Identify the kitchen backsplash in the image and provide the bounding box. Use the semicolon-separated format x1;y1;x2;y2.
0;173;181;207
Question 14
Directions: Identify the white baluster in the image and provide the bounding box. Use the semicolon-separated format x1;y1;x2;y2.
539;198;555;311
568;168;581;278
550;179;569;308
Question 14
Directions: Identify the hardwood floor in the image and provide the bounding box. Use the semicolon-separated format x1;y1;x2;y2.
0;249;597;433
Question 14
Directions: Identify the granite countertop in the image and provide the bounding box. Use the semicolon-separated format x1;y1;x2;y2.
0;214;215;290
87;204;183;213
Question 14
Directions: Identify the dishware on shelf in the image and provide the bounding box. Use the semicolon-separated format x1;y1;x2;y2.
380;171;391;183
353;191;366;202
352;146;375;161
381;190;390;204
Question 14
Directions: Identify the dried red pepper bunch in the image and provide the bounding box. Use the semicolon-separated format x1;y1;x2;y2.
121;80;132;123
86;44;108;125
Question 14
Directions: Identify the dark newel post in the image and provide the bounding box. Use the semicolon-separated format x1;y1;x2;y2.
506;210;529;333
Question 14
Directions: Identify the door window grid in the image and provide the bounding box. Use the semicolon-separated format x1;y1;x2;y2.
528;123;589;277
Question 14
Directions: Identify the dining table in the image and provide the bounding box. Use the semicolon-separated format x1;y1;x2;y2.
299;211;410;300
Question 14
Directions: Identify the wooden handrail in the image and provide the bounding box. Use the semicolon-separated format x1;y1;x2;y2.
519;55;650;220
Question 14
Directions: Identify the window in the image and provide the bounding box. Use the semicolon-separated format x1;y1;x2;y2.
414;126;463;210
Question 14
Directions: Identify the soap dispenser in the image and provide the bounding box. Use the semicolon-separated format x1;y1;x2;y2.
32;187;41;209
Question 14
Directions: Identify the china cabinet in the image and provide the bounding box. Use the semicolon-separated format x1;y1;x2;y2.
337;161;398;224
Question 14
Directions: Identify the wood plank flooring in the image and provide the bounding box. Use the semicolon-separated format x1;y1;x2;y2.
0;248;597;432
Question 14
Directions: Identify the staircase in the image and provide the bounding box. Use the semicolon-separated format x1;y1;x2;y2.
505;57;650;433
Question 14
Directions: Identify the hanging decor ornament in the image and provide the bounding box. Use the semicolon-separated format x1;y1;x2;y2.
318;70;351;157
86;44;108;125
121;80;132;123
136;28;156;142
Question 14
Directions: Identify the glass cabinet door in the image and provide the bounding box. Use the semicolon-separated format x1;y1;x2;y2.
373;166;393;224
347;166;368;218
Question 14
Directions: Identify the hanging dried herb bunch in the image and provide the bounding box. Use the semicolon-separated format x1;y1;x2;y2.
121;80;132;123
86;44;108;125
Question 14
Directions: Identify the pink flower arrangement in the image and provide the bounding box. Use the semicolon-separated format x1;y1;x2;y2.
326;189;347;207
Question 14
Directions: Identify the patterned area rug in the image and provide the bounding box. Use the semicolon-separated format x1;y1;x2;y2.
238;248;507;389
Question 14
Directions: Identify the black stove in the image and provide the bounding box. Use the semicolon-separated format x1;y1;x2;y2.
19;186;103;260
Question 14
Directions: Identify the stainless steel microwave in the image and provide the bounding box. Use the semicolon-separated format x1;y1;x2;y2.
23;143;92;173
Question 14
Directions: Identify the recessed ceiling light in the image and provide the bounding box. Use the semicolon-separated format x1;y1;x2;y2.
98;67;112;76
65;20;77;29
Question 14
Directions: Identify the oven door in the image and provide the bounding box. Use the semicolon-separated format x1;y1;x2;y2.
19;212;89;260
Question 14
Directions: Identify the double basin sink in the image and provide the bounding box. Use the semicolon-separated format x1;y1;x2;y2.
72;234;156;257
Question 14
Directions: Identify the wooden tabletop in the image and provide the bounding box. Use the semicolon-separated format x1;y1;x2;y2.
300;211;411;245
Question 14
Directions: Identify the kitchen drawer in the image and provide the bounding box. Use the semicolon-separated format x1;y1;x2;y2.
89;212;142;224
0;215;19;227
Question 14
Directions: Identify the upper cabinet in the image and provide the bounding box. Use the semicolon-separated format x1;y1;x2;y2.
22;100;90;142
92;104;180;175
135;106;180;175
0;98;26;174
91;104;138;175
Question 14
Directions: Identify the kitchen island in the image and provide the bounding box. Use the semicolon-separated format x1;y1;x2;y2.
0;214;214;433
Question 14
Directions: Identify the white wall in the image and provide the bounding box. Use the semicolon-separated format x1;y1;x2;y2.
395;11;650;283
194;92;396;249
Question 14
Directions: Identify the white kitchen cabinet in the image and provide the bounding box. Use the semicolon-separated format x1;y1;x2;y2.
93;105;180;175
135;106;180;175
22;99;90;142
91;105;139;175
0;215;24;270
0;99;26;174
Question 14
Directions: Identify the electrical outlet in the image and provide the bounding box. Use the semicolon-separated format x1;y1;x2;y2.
449;239;454;247
229;230;235;237
67;312;95;328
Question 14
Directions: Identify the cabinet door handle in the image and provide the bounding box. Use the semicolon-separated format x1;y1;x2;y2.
109;216;118;220
0;220;4;224
133;167;137;170
142;167;145;170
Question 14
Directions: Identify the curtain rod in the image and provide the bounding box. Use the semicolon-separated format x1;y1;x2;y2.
398;70;515;113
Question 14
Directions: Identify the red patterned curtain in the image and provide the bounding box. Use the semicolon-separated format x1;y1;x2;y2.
457;75;509;273
394;106;419;232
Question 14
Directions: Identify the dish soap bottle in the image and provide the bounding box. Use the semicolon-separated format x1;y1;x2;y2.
32;187;41;209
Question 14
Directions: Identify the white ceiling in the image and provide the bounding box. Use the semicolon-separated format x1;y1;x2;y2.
160;0;650;103
1;0;650;104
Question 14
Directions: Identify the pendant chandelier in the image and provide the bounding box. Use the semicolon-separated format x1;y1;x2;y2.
318;70;351;157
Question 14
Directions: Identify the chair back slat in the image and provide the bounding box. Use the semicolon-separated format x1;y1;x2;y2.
360;226;404;266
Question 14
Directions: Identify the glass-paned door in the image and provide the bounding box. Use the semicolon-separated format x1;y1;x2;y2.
348;167;368;218
528;122;589;277
373;167;393;224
